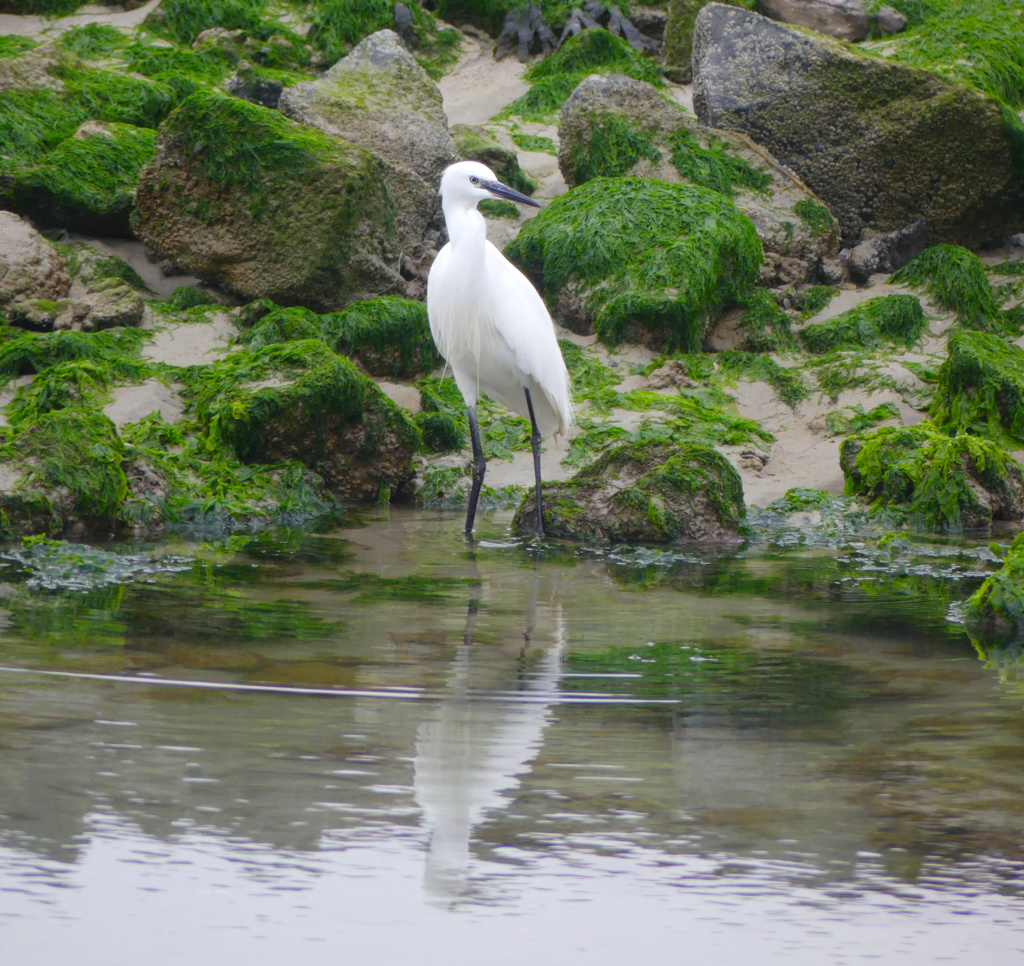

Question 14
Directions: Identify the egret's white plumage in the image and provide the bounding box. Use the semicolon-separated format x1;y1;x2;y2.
427;160;573;536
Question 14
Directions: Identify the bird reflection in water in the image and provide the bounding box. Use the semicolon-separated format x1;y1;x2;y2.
413;557;565;904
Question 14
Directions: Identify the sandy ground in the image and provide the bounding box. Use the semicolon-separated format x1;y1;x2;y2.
10;8;1023;510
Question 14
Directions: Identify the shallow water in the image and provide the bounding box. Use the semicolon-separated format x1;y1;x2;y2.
1;508;1023;964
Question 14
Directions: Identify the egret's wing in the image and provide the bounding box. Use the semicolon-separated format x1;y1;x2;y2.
484;243;573;431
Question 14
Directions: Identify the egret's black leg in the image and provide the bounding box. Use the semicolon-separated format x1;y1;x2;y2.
523;387;545;538
465;405;486;535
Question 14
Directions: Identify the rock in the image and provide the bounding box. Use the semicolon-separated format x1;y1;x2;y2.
451;124;534;196
504;176;762;351
664;0;745;81
965;531;1024;645
192;340;419;502
692;4;1024;247
840;423;1024;531
847;219;929;284
226;61;284;108
0;212;72;312
74;278;146;330
0;42;65;95
932;329;1024;445
511;441;745;543
756;0;869;42
760;252;811;287
0;409;128;537
132;90;400;311
11;121;155;237
799;293;925;353
875;5;908;35
558;73;840;266
818;257;846;285
7;298;66;331
278;29;457;259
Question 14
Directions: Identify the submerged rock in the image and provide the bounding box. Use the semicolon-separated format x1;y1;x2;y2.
512;441;745;543
558;72;840;273
504;176;762;351
840;424;1024;531
133;90;400;311
965;531;1024;645
692;4;1024;247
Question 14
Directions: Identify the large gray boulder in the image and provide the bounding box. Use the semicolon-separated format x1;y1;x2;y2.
133;90;401;311
279;29;458;260
559;73;840;277
692;4;1024;247
0;211;71;313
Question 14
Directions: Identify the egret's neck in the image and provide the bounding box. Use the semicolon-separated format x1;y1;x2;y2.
442;199;487;260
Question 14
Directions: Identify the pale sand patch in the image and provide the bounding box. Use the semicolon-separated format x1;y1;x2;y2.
377;381;422;413
438;35;529;127
0;0;161;38
102;378;184;427
143;314;237;367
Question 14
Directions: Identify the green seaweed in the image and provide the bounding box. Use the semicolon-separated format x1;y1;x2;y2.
562;111;662;183
511;132;557;154
840;422;1023;531
891;244;1010;332
735;288;794;352
793;198;837;238
0;329;151;383
0;36;36;58
59;23;129;59
479;198;520;220
12;122;155;232
965;530;1024;644
669;129;771;197
717;351;809;408
505;177;763;352
800;294;927;353
794;285;841;321
931;328;1024;444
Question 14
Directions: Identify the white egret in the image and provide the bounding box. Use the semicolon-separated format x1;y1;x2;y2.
427;160;573;537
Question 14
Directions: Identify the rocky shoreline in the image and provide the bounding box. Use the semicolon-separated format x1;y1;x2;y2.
0;0;1021;611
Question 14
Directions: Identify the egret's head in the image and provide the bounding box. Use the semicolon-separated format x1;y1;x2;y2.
439;160;540;211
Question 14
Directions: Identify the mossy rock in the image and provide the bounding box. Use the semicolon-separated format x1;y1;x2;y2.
931;329;1024;444
0;46;175;184
692;5;1024;247
505;176;762;352
0;408;127;537
189;339;419;501
451;123;534;196
132;89;400;310
799;294;926;353
324;296;442;379
965;531;1024;645
11;121;155;236
277;29;457;255
891;244;1011;333
512;441;745;543
558;72;838;264
839;423;1024;532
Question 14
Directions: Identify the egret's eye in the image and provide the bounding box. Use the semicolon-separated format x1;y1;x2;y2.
470;176;480;185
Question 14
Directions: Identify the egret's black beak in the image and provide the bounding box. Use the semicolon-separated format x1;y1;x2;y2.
484;179;541;208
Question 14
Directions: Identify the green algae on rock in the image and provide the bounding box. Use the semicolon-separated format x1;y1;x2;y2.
186;339;419;502
0;408;127;536
557;72;838;271
839;423;1024;532
451;123;535;195
931;328;1024;444
800;294;927;353
512;441;745;543
965;531;1024;645
132;89;399;310
505;176;762;352
891;244;1014;333
12;121;155;236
